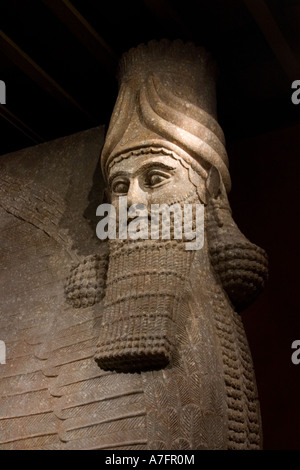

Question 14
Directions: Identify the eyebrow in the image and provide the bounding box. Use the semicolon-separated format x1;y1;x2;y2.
108;161;176;186
139;161;176;172
108;170;129;187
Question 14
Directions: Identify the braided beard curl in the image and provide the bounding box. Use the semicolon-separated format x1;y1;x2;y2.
94;192;201;373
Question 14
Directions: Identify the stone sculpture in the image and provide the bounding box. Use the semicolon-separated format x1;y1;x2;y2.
0;40;268;450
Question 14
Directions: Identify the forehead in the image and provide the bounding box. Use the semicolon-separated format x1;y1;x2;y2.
108;153;183;178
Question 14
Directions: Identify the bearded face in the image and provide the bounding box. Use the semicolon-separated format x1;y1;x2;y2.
94;150;206;372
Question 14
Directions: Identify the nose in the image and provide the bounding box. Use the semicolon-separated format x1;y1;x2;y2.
127;178;148;209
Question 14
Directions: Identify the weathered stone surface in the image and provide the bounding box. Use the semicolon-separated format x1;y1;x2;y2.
95;39;267;449
0;40;267;450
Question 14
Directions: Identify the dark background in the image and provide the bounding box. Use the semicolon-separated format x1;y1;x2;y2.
0;0;299;450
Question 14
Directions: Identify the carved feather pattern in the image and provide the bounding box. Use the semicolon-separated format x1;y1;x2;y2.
0;165;262;449
0;207;64;449
141;278;228;450
33;291;148;449
141;243;262;450
0;187;147;449
205;280;262;449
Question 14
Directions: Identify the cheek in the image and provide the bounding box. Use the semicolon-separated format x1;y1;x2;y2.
148;181;196;206
109;197;122;217
109;194;117;206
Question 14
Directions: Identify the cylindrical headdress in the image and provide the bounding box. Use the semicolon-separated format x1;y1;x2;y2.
101;39;231;192
99;39;268;314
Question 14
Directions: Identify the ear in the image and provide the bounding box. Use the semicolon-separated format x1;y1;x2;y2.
206;166;221;198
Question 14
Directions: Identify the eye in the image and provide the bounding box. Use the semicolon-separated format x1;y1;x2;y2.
112;179;129;195
146;171;171;188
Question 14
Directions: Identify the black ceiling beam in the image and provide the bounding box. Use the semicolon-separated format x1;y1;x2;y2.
244;0;300;80
0;105;44;145
0;30;97;124
42;0;118;76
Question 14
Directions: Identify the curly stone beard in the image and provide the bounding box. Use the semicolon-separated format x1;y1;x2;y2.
94;192;200;373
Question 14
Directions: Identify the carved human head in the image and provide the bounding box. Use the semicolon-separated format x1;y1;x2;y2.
65;40;270;373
